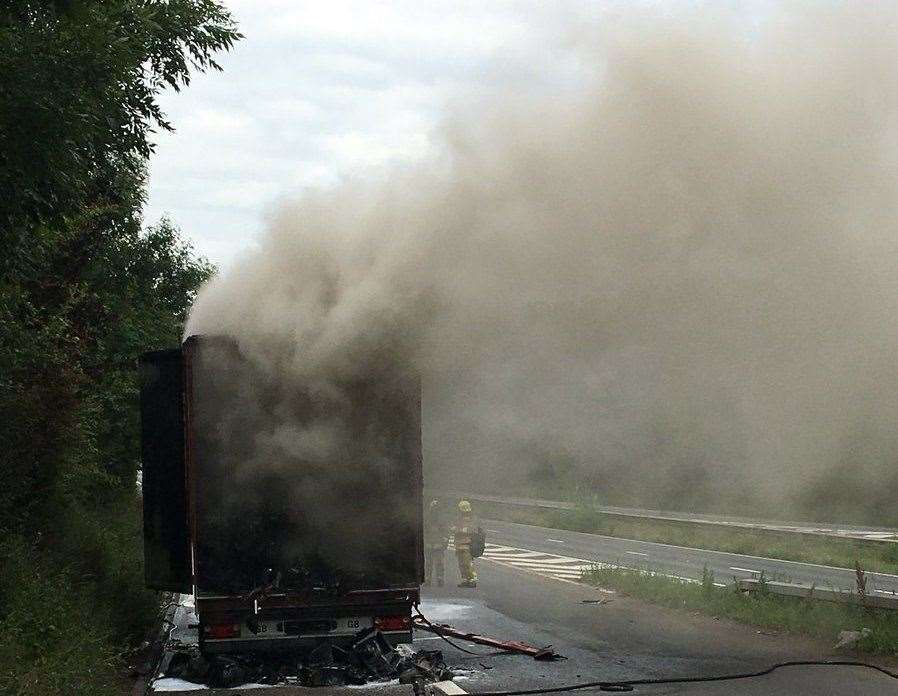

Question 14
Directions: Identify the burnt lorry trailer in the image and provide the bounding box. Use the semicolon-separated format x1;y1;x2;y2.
139;335;423;654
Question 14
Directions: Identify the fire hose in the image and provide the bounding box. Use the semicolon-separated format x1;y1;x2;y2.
467;660;898;694
412;607;897;692
413;606;562;659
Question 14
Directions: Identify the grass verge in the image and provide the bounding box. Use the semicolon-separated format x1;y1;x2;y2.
582;564;898;655
0;499;159;696
476;501;898;575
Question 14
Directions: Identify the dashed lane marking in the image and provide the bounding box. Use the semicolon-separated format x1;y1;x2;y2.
624;551;648;557
730;566;761;574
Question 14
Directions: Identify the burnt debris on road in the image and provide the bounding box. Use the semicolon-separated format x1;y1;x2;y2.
161;628;453;689
152;596;454;690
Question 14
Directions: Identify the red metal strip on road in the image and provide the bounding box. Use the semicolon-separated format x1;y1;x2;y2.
412;616;563;661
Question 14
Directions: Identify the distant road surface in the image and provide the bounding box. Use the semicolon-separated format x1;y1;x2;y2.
483;518;898;595
434;490;898;542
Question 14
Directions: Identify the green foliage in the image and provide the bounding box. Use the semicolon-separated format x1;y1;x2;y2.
0;539;118;696
700;564;715;595
0;504;158;695
0;1;241;239
582;565;898;656
0;0;236;692
756;570;770;597
0;188;215;532
0;202;213;691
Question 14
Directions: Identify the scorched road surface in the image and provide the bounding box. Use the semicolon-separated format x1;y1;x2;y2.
425;555;898;695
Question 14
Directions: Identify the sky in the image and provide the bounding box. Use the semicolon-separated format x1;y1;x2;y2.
151;0;898;518
144;0;607;268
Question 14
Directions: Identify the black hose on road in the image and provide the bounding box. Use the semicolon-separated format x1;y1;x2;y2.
468;660;898;694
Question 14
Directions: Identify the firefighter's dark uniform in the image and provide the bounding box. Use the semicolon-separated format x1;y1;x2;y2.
424;499;448;586
452;500;478;587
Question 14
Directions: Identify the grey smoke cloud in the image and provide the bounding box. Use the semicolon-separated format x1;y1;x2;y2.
187;2;898;523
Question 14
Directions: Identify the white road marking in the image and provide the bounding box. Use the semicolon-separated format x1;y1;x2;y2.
481;543;727;588
730;566;761;574
624;551;648;557
485;559;590;569
485;549;554;559
486;550;558;558
508;566;591;574
546;538;566;543
491;557;588;565
491;555;585;564
498;563;591;572
483;556;597;588
493;522;898;579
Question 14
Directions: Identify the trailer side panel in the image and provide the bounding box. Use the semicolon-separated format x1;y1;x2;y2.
139;349;192;592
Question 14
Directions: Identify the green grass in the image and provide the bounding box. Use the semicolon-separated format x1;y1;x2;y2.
0;500;159;696
0;549;122;696
477;501;898;575
581;564;898;655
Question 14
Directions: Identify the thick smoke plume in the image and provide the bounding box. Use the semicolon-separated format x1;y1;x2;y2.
188;3;898;524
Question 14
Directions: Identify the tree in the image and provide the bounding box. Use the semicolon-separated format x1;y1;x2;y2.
0;0;236;533
0;2;237;692
0;1;239;239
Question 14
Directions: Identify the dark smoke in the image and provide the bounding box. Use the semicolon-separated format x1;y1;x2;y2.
188;3;898;524
188;338;420;591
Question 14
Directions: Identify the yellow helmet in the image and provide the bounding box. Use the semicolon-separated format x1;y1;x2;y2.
458;500;472;513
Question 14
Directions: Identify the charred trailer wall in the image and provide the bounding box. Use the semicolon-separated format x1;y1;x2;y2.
139;349;192;592
183;335;423;595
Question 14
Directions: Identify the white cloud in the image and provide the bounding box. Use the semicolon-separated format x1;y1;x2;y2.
143;0;603;267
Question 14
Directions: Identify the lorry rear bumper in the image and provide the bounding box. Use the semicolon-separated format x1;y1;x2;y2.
201;630;412;654
196;589;418;655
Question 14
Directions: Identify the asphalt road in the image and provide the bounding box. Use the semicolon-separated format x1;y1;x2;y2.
435;490;898;542
421;556;898;695
146;553;898;695
482;518;898;596
146;520;898;694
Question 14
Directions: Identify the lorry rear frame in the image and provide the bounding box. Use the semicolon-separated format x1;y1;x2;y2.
139;335;424;654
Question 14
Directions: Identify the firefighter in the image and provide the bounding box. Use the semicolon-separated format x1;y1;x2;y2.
452;499;478;588
424;498;448;586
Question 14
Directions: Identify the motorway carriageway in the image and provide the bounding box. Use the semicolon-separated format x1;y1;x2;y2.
438;491;898;542
482;518;898;595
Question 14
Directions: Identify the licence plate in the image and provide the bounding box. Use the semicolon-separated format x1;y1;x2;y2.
333;616;373;633
249;616;372;636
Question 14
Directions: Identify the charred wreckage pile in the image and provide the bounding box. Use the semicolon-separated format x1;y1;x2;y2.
163;626;454;689
157;612;563;689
